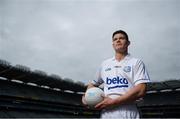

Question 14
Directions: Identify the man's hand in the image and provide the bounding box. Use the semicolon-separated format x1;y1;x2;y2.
95;96;115;110
82;94;90;108
95;83;147;110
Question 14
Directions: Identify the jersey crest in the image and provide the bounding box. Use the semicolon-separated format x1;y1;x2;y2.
123;66;131;72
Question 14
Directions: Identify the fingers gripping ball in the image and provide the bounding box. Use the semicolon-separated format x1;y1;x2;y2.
85;87;104;108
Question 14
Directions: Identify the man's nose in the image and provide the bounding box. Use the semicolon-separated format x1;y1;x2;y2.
116;38;121;42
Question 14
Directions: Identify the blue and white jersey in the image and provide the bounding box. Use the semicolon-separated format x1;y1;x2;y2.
92;54;150;97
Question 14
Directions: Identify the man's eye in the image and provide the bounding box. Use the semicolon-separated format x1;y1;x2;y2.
113;38;117;41
120;37;126;39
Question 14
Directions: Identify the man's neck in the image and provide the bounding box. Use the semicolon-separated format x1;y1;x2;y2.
115;52;128;61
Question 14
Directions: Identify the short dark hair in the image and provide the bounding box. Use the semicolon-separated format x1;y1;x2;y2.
112;30;129;41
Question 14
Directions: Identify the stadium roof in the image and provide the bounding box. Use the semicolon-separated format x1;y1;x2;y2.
146;79;180;92
0;59;180;92
0;59;86;92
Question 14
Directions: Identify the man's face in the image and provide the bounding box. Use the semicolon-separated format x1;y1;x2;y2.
112;33;129;53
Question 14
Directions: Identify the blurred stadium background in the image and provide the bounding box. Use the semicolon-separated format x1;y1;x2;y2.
0;59;180;118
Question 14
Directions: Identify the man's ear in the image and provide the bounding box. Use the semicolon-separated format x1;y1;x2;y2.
127;40;130;46
112;42;115;47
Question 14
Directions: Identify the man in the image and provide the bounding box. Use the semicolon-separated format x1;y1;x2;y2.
82;30;150;119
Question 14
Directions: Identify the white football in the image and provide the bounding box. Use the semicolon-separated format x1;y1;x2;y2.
84;87;104;108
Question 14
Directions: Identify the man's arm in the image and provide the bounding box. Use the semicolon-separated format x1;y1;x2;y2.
95;83;146;109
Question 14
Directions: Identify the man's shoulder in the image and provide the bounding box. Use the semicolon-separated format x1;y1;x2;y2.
101;57;114;65
128;55;143;64
129;56;141;62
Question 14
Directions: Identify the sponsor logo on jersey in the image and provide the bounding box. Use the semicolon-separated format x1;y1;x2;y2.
105;68;111;71
106;76;128;90
123;66;131;72
114;65;121;68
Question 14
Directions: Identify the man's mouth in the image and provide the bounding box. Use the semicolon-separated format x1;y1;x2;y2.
116;44;122;46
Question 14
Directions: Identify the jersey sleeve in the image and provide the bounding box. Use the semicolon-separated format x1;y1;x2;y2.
133;60;150;86
91;64;104;86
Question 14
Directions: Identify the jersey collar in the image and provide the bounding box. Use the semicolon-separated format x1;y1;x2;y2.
112;53;131;62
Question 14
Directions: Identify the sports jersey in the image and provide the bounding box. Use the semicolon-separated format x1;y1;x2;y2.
92;54;150;97
91;54;150;119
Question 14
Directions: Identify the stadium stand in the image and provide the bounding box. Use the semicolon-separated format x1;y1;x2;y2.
0;59;99;118
138;80;180;118
0;58;180;118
